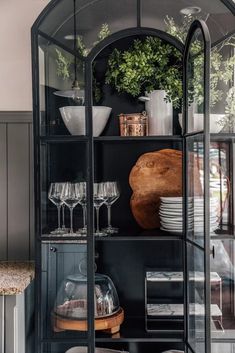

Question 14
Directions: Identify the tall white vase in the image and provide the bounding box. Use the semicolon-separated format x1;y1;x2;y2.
141;90;173;135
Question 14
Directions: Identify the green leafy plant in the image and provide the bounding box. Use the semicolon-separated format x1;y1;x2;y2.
165;15;235;108
105;36;183;108
55;49;73;80
217;87;235;130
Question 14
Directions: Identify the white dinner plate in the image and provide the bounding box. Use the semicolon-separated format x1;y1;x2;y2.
160;227;182;234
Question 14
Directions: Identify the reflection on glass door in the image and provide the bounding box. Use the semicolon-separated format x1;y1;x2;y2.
183;20;211;353
211;141;235;341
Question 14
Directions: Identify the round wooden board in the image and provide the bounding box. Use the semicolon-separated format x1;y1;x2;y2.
52;307;124;334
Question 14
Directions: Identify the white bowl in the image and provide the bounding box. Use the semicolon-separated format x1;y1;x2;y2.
60;106;112;137
178;113;225;133
161;351;184;353
66;348;128;353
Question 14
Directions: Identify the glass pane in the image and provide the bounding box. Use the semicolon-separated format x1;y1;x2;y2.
41;242;88;340
212;342;235;353
210;41;235;134
94;240;182;338
187;244;205;353
186;135;206;247
210;141;230;232
40;0;137;52
186;28;205;134
40;142;87;236
211;239;235;339
38;35;85;136
141;0;235;44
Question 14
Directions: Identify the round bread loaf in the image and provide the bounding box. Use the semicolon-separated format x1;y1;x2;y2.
129;149;202;229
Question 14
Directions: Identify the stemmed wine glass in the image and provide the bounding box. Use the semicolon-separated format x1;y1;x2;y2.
61;203;68;232
93;183;107;237
102;181;120;234
77;182;87;235
61;182;81;235
48;182;64;235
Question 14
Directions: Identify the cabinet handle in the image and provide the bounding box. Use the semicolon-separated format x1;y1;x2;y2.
50;247;57;252
210;246;215;258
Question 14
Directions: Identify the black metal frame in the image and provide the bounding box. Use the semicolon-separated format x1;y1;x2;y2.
183;20;211;353
31;1;234;352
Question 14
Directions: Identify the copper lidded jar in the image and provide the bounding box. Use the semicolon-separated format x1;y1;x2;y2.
119;112;148;136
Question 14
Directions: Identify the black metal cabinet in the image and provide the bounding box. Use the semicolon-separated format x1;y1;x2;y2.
31;1;235;353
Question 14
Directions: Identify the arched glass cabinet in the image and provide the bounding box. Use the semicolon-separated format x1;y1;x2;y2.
31;1;235;353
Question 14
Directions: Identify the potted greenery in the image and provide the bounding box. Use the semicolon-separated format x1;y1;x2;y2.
105;15;235;133
105;36;182;107
165;15;235;132
105;36;182;135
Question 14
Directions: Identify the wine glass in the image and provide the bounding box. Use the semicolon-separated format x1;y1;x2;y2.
102;181;120;234
48;182;64;235
77;182;87;235
93;183;107;237
61;182;81;235
61;203;69;232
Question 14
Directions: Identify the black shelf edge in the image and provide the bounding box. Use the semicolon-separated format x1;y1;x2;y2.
95;235;183;241
211;227;235;240
95;336;184;343
40;235;87;243
40;235;182;242
40;229;183;242
39;135;183;143
41;335;183;343
41;338;88;344
39;135;89;143
94;135;183;142
211;235;235;240
211;133;235;141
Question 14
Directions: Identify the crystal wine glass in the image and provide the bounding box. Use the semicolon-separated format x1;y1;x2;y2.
102;181;120;234
48;182;64;235
93;182;107;237
61;182;81;235
61;203;68;232
77;182;87;235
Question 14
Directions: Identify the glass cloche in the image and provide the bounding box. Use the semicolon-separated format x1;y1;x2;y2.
54;271;120;319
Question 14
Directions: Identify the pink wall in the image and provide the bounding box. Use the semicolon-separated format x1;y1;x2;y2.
0;0;49;111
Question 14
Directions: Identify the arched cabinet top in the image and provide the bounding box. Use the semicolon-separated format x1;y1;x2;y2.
32;0;235;52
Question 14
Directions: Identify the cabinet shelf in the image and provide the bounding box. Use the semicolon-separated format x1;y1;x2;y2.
40;229;182;242
211;133;235;141
39;135;183;143
40;136;88;143
94;136;183;142
39;133;235;143
41;236;87;243
211;227;235;240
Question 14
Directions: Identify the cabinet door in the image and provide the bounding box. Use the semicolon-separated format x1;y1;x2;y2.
183;20;211;353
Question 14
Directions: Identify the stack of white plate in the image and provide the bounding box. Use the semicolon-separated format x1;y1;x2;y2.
159;197;219;234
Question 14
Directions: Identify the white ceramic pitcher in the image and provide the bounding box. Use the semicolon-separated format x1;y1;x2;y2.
139;90;173;135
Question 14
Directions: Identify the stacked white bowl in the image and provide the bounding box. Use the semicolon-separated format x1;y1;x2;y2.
159;197;219;234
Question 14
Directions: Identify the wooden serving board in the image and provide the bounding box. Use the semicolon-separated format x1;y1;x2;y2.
52;307;124;334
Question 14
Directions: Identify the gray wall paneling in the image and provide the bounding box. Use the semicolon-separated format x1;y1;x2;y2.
0;112;33;353
0;124;7;260
8;124;30;260
5;296;16;353
0;112;33;261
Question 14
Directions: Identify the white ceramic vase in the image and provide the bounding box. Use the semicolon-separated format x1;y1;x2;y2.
139;90;173;135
